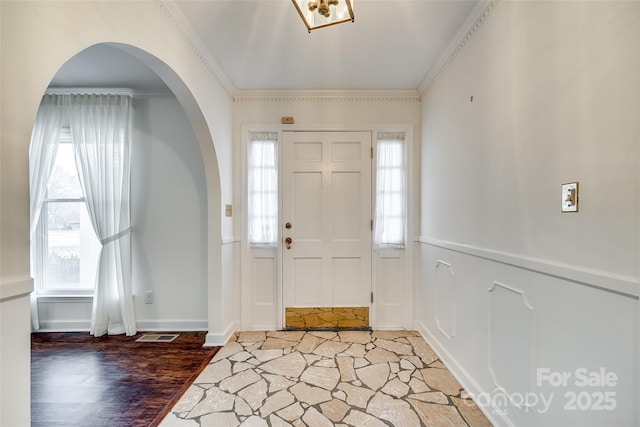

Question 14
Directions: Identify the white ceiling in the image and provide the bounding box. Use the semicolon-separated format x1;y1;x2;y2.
50;0;487;93
49;44;169;91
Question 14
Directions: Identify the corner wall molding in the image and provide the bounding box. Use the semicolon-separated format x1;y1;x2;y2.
234;90;421;103
418;0;499;95
156;0;235;97
418;236;640;298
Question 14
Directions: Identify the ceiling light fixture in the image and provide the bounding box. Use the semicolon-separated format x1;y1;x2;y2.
292;0;354;32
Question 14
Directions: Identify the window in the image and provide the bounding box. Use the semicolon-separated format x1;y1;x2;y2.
248;132;278;248
35;130;101;292
374;132;406;249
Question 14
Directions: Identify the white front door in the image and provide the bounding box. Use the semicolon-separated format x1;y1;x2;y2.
282;131;372;316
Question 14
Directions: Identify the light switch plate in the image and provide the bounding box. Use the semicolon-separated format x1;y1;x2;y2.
225;204;233;217
561;182;579;213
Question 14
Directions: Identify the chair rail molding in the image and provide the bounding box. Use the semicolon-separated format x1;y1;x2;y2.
418;237;639;299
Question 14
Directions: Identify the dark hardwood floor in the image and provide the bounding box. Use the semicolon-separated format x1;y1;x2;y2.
31;331;219;427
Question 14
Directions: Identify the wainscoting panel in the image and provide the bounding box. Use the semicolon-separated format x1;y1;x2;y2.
379;256;402;306
250;251;277;329
416;240;638;427
435;260;456;339
374;251;410;329
487;281;534;411
253;257;276;305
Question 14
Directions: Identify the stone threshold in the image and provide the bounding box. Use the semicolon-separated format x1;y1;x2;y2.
285;306;370;329
283;327;372;332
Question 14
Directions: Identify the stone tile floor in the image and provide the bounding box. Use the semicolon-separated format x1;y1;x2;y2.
159;330;492;426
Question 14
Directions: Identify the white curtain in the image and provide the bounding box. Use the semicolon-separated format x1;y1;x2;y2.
374;133;406;249
66;94;135;336
248;132;278;248
28;94;65;331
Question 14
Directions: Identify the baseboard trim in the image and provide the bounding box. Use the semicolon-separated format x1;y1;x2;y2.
36;319;208;333
36;320;91;332
415;320;511;427
135;319;208;331
250;324;277;331
205;321;240;347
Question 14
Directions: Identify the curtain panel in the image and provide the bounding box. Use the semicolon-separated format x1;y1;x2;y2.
65;94;136;336
65;94;135;336
28;94;66;331
29;93;135;336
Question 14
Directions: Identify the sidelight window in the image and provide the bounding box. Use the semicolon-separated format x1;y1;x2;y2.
248;132;278;248
374;132;406;249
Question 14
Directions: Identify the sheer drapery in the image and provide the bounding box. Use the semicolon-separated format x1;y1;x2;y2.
66;94;135;336
28;94;65;331
374;133;406;249
248;132;278;248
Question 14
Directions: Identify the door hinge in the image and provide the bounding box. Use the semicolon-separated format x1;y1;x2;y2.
371;147;374;159
370;219;373;231
371;291;374;304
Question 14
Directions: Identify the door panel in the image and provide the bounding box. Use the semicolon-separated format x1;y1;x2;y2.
293;172;323;239
282;131;372;316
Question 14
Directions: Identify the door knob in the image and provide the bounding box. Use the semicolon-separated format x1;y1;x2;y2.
285;237;292;250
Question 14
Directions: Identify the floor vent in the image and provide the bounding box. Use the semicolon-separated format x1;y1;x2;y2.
135;334;179;343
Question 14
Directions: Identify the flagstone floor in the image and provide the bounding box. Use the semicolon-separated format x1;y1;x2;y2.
159;330;492;427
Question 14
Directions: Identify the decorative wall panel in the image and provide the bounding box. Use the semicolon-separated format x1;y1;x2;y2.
435;260;456;339
488;281;535;410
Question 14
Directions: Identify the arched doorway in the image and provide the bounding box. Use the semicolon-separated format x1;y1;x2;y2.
28;42;224;341
1;4;233;424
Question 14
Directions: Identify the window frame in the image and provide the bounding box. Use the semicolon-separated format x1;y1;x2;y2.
247;132;279;248
34;130;97;297
374;132;407;249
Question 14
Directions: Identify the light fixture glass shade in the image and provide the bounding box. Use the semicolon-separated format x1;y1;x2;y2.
292;0;354;32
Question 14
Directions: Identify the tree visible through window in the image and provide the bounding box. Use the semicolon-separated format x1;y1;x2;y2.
36;131;101;291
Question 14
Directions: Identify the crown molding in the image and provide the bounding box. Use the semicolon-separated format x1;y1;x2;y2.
418;0;498;96
156;0;236;97
234;90;421;103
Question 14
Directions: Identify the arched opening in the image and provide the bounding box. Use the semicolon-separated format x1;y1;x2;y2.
29;43;222;338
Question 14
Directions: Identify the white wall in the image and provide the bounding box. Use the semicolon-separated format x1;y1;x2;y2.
131;97;208;329
131;96;209;329
418;2;639;426
234;92;421;330
0;2;236;424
